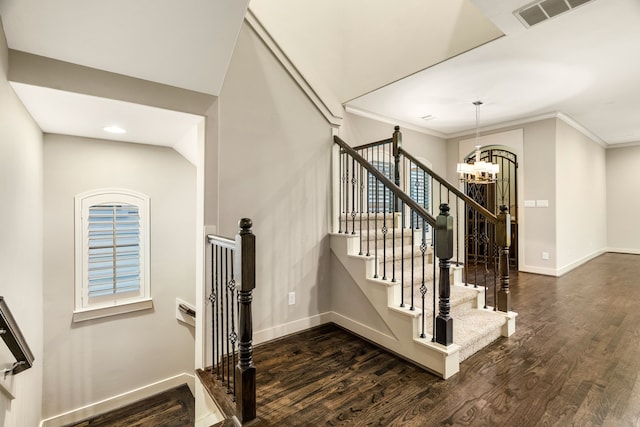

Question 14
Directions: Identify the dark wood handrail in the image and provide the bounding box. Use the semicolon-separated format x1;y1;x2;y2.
334;135;437;227
0;297;35;376
399;147;498;225
351;137;393;151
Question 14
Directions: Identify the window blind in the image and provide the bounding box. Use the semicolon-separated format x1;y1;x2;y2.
87;204;141;298
409;167;430;230
367;160;394;213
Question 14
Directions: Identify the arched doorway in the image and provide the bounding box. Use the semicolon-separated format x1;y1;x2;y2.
464;146;518;268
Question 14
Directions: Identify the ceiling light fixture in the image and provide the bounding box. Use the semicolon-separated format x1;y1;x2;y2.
456;101;499;184
103;125;127;134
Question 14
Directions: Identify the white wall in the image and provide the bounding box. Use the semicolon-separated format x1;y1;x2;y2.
0;17;44;427
249;0;502;104
42;135;196;418
342;112;447;176
555;120;607;273
606;144;640;253
217;23;332;343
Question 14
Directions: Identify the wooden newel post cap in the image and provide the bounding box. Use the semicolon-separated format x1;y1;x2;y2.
239;218;253;234
436;203;454;259
394;125;400;131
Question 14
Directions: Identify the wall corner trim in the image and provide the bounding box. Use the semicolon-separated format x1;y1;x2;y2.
244;9;343;127
556;112;608;148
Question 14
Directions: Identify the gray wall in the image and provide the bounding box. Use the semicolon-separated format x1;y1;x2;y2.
607;144;640;253
0;17;44;427
447;117;610;276
556;119;607;272
342;113;448;175
448;118;559;275
42;135;196;417
217;23;332;341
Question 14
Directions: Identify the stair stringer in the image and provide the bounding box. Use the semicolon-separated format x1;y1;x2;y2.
330;233;460;379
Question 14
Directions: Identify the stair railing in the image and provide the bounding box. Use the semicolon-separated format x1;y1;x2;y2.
0;297;35;378
334;135;455;346
344;125;511;313
398;137;511;313
206;218;256;423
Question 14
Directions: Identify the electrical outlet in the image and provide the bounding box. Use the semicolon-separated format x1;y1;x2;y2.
288;292;296;305
542;252;549;260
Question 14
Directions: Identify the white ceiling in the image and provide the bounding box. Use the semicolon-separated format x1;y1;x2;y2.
2;0;639;149
0;0;248;157
347;0;640;145
10;82;204;147
0;0;250;95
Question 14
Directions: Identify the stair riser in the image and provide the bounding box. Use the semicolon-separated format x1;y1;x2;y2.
380;253;435;272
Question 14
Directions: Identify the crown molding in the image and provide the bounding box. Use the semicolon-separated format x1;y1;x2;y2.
556;112;607;148
605;140;640;149
245;9;343;127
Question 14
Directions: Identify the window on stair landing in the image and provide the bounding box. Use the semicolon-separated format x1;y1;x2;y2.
367;160;395;213
409;164;431;237
73;189;152;322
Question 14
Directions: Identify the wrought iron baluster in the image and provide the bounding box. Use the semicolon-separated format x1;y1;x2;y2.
338;151;343;234
219;246;225;381
229;251;237;400
359;163;364;254
410;206;415;311
420;226;427;338
366;148;371;257
225;248;231;390
344;153;349;234
400;203;405;307
210;245;218;377
351;157;356;235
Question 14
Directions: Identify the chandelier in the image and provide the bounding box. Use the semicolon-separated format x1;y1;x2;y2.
456;101;499;184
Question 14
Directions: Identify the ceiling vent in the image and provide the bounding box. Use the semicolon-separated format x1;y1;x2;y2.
515;0;595;28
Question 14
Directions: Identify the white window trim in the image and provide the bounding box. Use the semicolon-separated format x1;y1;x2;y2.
73;189;152;322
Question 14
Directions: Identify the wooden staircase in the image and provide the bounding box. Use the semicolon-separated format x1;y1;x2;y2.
331;213;515;378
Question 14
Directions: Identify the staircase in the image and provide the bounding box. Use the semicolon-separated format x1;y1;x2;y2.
330;129;516;379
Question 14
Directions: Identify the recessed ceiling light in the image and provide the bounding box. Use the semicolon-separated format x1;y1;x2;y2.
103;125;127;134
421;115;436;121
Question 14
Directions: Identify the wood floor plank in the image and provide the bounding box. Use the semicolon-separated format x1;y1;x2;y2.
239;253;640;426
64;384;194;427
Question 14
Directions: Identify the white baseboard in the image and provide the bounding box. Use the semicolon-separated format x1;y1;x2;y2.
254;312;333;345
39;373;195;427
519;264;559;276
556;249;606;276
519;249;608;277
606;247;640;255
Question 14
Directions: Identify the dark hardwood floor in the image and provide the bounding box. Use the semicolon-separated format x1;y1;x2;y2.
249;253;640;426
64;384;194;427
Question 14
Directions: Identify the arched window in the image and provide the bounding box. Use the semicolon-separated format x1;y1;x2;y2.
74;189;151;321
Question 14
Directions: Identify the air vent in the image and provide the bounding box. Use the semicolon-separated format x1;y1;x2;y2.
515;0;595;28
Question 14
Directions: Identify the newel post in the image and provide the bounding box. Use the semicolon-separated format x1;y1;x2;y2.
392;125;402;212
496;206;511;312
435;203;454;346
236;218;256;422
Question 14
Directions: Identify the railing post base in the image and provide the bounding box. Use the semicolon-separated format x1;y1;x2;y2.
497;288;511;313
236;363;257;422
435;316;453;346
